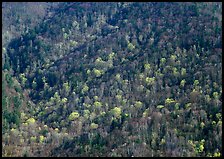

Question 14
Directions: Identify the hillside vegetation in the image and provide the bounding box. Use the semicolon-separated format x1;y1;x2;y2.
2;2;222;157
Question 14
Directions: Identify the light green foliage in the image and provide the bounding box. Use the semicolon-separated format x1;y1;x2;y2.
44;82;49;89
83;109;90;119
111;107;122;118
30;136;37;142
121;99;127;106
165;98;175;105
121;57;126;63
10;128;16;132
39;135;45;143
145;77;155;86
198;140;205;152
180;79;186;87
108;52;115;60
82;84;89;94
212;121;216;126
172;67;179;76
176;60;181;65
20;112;27;120
135;101;143;108
213;92;219;99
70;40;78;47
95;57;109;69
213;152;221;157
160;138;166;145
160;58;166;65
63;33;68;39
185;103;192;109
90;123;98;129
53;92;61;102
200;122;205;128
95;57;102;63
217;121;222;126
107;59;113;68
72;20;79;29
144;63;151;71
127;42;135;51
83;109;90;115
83;103;91;108
116;94;122;101
206;153;213;157
188;139;205;154
157;105;165;109
90;112;96;121
95;57;104;67
19;73;27;86
174;103;180;110
23;122;28;126
100;111;106;116
3;47;6;53
170;55;177;61
2;3;222;157
61;97;67;104
49;97;54;104
216;113;222;120
139;73;144;80
125;113;129;117
93;68;103;77
139;34;143;42
86;69;91;75
27;118;36;124
115;74;121;81
205;95;211;103
94;96;99;101
63;82;70;93
181;68;186;76
143;108;149;117
213;82;218;89
94;101;102;108
122;80;128;86
42;76;46;83
68;112;80;121
156;69;164;78
193;80;199;86
199;144;204;153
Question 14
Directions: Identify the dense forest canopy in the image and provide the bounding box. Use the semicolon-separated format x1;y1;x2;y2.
2;2;222;157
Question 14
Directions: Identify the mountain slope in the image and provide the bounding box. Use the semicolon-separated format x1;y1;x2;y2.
2;2;222;157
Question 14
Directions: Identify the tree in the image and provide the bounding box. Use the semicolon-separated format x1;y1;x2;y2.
110;107;122;118
145;77;155;86
94;101;102;108
90;123;98;129
27;117;36;124
82;84;89;94
63;82;70;95
19;73;27;86
127;42;135;51
93;68;103;77
68;112;80;121
135;101;143;109
180;79;186;88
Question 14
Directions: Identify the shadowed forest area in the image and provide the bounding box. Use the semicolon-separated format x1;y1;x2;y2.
2;2;222;157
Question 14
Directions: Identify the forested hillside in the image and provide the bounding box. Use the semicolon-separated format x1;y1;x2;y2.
2;2;222;157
